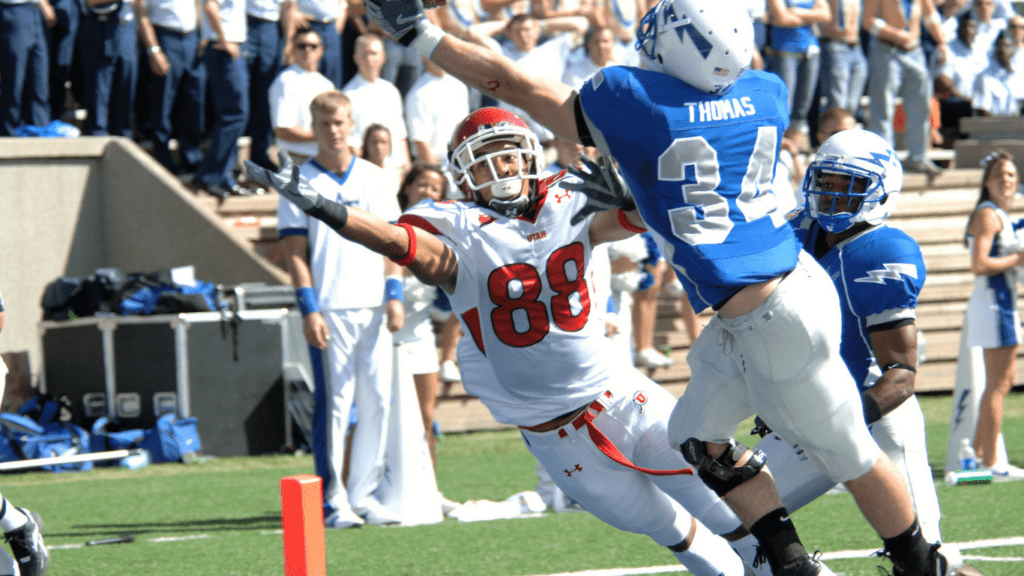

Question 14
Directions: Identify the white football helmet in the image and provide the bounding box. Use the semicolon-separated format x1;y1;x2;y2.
802;129;904;233
635;0;754;94
448;107;544;217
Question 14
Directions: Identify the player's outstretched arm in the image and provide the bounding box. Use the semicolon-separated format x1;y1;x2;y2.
246;153;459;289
365;0;580;143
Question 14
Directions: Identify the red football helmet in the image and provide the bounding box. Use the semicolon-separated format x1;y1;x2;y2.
448;107;544;216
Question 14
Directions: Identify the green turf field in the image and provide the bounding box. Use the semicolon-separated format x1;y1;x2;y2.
3;392;1022;576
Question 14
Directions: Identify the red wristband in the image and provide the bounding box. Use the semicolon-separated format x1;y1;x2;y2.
389;222;418;266
618;209;647;233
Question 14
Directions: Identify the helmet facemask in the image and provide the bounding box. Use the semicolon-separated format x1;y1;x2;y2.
801;128;904;234
449;118;543;217
804;162;883;233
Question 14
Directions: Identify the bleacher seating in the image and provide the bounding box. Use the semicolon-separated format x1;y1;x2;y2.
206;164;1024;432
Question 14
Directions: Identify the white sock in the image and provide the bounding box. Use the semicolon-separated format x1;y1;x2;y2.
730;533;773;576
672;521;746;576
0;499;27;533
0;545;17;576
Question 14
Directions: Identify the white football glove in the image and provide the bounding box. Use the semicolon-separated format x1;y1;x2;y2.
364;0;427;46
564;154;635;225
244;151;323;213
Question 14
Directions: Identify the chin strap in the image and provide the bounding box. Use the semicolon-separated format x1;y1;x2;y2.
488;194;532;218
488;195;531;218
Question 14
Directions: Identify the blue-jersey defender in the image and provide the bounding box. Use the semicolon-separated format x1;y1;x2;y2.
577;67;796;312
792;214;926;391
754;128;958;570
361;0;957;573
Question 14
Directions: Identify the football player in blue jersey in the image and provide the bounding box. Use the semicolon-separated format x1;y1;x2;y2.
751;129;965;574
359;0;952;574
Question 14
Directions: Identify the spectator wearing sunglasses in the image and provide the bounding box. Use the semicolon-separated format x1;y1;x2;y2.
269;28;336;165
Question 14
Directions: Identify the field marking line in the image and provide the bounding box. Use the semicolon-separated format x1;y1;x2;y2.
149;534;211;543
522;536;1024;576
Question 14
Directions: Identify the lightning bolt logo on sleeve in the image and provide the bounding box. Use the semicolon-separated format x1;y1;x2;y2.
854;263;918;284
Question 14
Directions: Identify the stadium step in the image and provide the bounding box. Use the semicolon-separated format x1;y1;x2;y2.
198;160;1009;432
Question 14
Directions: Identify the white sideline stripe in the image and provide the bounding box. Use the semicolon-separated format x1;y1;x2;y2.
965;555;1024;562
48;533;212;551
522;536;1024;576
48;533;1024;563
149;534;210;542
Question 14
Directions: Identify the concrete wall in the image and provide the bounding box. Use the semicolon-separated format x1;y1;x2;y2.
1;137;287;381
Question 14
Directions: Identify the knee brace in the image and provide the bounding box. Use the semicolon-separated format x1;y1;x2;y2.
680;438;767;497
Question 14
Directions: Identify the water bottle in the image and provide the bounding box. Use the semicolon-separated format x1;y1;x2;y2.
958;438;979;471
945;469;994;486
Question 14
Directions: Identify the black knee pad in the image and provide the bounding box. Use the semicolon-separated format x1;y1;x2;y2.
680;438;767;497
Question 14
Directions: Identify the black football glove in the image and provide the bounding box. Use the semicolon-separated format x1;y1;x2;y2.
564;153;636;225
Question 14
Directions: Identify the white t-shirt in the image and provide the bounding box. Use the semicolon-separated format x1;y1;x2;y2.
933;38;989;97
145;0;198;32
405;71;470;163
342;74;408;166
561;50;604;91
269;64;336;158
277;158;400;310
500;34;578;142
246;0;280;20
1009;50;1024;102
972;18;1008;61
973;64;1020;116
201;0;246;43
293;0;339;22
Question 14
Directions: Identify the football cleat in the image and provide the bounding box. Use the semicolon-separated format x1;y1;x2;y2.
779;552;835;576
4;508;49;576
360;501;402;526
324;508;365;529
887;543;951;576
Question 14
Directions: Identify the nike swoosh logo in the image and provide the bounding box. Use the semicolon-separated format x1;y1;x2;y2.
396;14;419;24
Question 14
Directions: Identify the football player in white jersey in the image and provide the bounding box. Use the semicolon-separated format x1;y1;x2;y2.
250;107;775;576
751;129;964;571
354;0;954;574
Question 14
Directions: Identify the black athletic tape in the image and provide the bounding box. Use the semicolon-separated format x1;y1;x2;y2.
861;391;884;425
573;96;595;148
307;200;349;232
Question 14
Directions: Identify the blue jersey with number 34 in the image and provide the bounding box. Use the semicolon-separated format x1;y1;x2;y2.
578;67;798;312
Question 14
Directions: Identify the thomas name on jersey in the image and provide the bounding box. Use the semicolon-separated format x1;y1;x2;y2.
683;97;757;123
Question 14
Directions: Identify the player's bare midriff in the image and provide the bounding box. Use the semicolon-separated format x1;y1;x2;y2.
717;275;785;319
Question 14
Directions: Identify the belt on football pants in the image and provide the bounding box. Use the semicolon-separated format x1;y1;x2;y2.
520;391;694;477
